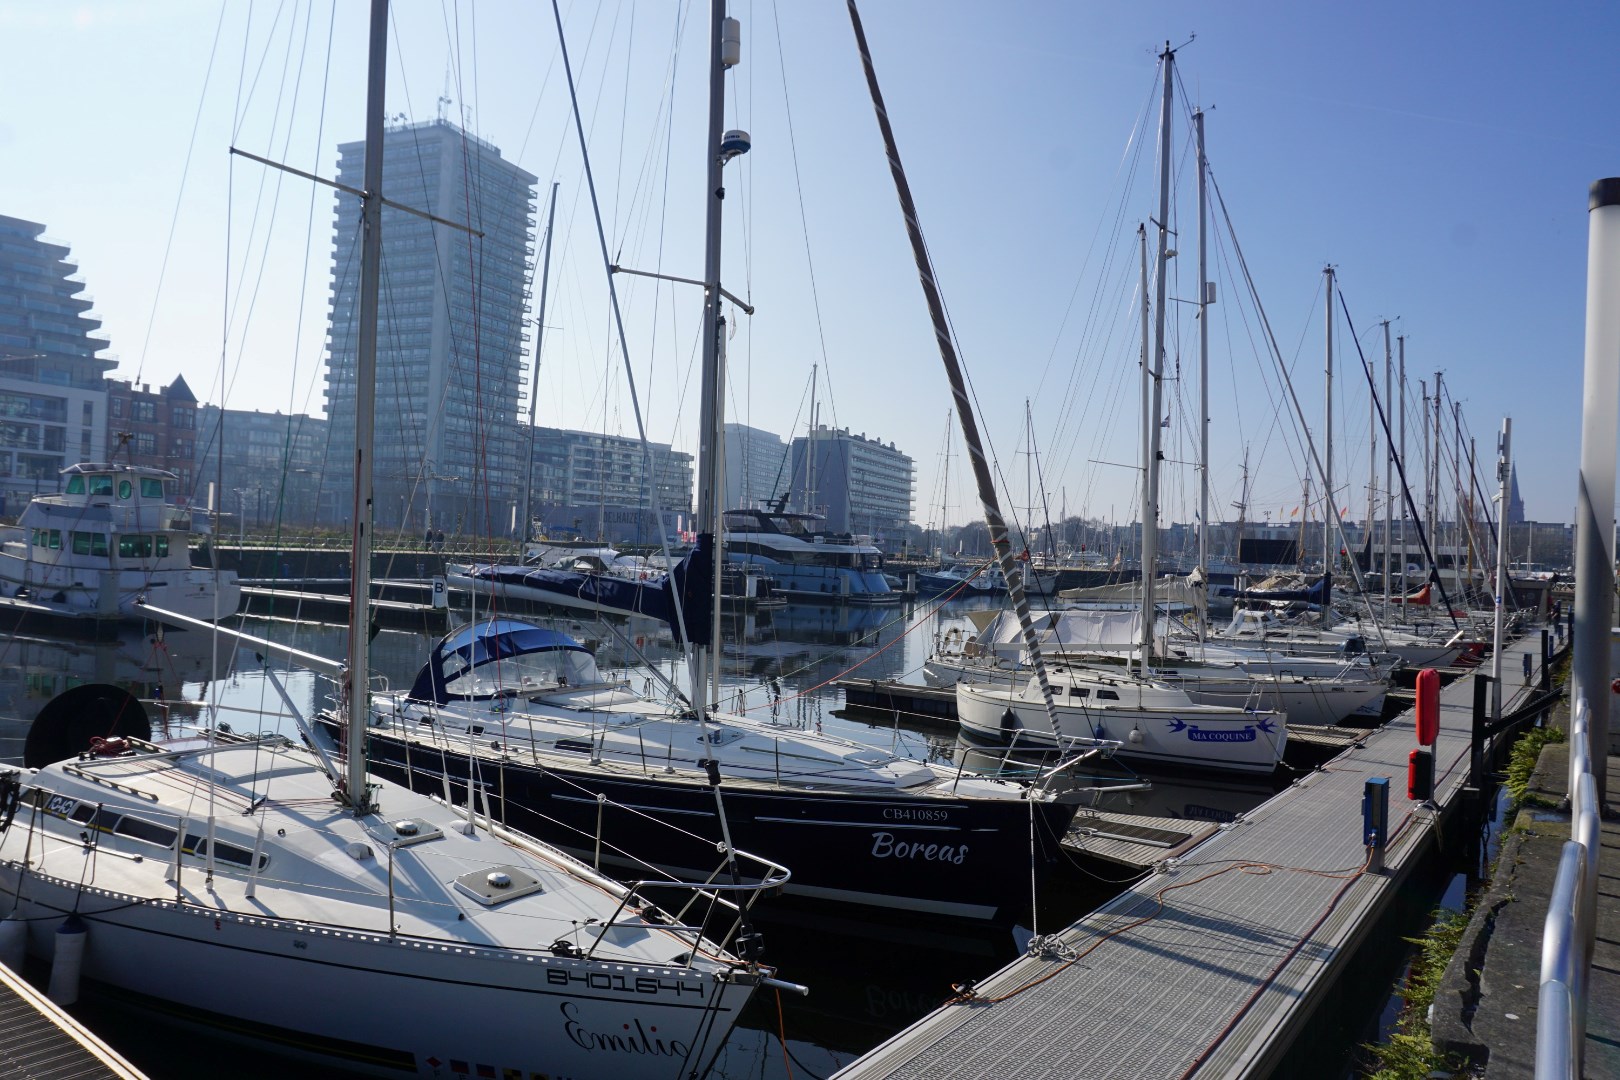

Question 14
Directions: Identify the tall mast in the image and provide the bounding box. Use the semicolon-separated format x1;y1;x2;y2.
1322;265;1335;579
1141;42;1174;664
1195;105;1210;644
1137;221;1151;672
1381;320;1393;612
344;0;389;815
692;0;742;712
1398;335;1407;588
521;181;559;545
1491;418;1512;722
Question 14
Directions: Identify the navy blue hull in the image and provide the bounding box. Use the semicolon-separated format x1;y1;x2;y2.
328;720;1076;922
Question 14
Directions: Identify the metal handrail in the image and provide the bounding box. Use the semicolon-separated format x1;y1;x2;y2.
1536;693;1600;1078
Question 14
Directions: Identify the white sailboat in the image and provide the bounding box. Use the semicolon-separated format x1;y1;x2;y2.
0;4;782;1075
948;47;1288;775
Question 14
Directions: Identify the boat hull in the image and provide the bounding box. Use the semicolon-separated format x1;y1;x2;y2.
955;683;1286;775
333;721;1075;922
0;866;752;1079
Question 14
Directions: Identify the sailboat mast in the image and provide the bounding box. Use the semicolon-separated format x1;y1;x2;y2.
1492;418;1512;721
1382;320;1393;612
1430;371;1442;552
1195;105;1210;643
1322;265;1334;578
344;0;389;815
521;181;559;545
1137;223;1151;672
692;0;738;712
1398;335;1407;584
1142;43;1174;663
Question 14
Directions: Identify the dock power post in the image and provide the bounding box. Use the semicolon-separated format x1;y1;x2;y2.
1362;777;1390;873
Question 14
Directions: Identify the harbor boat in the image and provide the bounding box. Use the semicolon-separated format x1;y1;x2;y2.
0;463;239;623
448;545;772;620
316;617;1088;921
925;607;1389;727
955;663;1288;775
0;698;778;1078
723;506;899;602
42;1;791;1071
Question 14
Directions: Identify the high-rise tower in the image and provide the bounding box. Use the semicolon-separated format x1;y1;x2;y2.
321;119;537;536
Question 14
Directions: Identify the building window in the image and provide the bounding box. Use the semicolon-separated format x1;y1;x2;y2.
172;407;194;431
42;427;64;453
132;401;156;423
82;402;94;425
135;433;156;456
110;397;124;419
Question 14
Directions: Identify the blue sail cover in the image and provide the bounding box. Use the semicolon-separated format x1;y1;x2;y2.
662;533;715;648
1229;574;1332;606
407;620;587;704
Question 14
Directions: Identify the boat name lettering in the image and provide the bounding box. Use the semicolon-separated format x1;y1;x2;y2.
870;831;967;864
546;969;704;997
43;794;76;818
560;1002;693;1058
881;808;949;822
1184;727;1256;743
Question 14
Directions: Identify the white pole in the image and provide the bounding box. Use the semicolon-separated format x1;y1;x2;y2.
1383;321;1393;613
1575;178;1620;794
1196;107;1210;645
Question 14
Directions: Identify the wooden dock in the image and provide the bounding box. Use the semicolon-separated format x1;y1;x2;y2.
835;634;1548;1079
0;963;149;1079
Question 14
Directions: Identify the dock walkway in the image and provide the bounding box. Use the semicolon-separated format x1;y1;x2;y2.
0;963;149;1079
836;634;1546;1079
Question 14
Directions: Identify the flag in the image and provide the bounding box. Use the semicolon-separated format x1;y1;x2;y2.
1289;506;1299;517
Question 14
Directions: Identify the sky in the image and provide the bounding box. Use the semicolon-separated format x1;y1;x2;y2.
0;1;1615;533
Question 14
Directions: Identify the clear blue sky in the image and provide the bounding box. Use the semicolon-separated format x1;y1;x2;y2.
1;1;1613;531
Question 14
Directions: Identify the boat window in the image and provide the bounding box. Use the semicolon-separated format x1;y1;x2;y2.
155;535;169;557
183;833;268;870
88;475;114;496
444;644;600;699
140;478;164;499
1097;689;1120;701
68;804;119;833
71;531;109;557
32;528;61;550
1068;687;1090;699
117;479;133;500
65;475;85;495
119;535;155;559
115;814;177;848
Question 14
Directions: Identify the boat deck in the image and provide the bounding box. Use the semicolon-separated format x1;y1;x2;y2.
0;963;149;1079
835;633;1546;1079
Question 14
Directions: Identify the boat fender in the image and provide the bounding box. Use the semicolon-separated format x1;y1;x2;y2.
47;915;87;1006
0;914;25;972
1128;726;1144;744
1000;708;1021;733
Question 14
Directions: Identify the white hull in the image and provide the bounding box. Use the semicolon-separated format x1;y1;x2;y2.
956;676;1286;775
4;871;750;1078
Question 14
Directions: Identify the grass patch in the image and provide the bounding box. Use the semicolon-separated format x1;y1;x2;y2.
1503;724;1566;811
1364;908;1470;1079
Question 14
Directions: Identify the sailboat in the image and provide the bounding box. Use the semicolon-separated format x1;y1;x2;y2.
0;4;783;1075
301;2;1086;924
944;49;1290;775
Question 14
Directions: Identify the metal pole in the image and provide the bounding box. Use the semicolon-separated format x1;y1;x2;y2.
343;0;389;815
1144;44;1174;659
1492;417;1512;723
1196;107;1210;645
1323;266;1335;578
1138;222;1152;674
1399;336;1407;590
521;181;559;545
1575;178;1620;799
691;0;735;714
1382;322;1393;614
